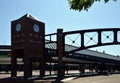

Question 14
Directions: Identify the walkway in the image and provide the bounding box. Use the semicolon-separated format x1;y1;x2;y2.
63;74;120;83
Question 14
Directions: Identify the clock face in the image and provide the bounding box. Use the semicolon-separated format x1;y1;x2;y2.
33;24;39;32
16;24;21;32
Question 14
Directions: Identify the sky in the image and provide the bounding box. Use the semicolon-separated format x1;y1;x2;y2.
0;0;120;56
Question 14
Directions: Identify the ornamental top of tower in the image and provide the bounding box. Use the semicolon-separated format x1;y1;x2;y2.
16;13;40;22
26;13;39;21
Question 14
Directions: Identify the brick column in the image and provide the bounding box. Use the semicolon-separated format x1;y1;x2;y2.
56;29;65;82
11;53;17;77
24;56;32;79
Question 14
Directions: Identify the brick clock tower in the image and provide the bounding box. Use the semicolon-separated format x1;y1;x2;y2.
11;14;45;78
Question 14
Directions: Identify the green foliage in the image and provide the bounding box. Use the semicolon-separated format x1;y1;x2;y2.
32;62;39;67
68;0;117;11
0;55;9;57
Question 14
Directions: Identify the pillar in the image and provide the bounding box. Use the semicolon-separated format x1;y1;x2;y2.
24;56;32;79
79;64;82;75
11;54;17;77
39;58;45;78
56;29;65;82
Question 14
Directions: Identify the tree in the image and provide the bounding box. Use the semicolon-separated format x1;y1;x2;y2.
68;0;117;11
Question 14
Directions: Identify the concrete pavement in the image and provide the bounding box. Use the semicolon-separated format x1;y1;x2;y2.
63;74;120;83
